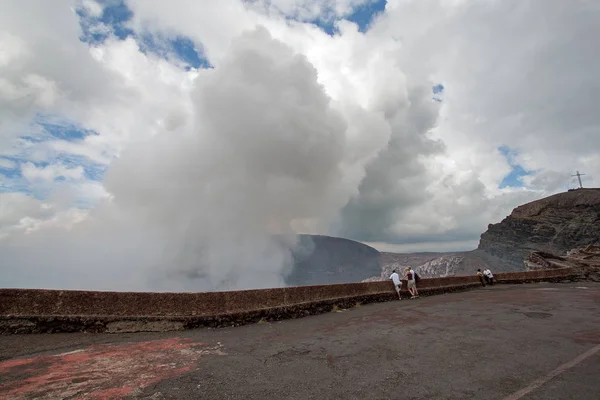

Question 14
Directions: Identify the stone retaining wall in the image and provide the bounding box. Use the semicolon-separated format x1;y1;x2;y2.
0;268;578;334
494;268;578;283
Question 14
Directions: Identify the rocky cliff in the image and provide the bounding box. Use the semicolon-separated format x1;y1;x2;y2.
373;189;600;279
363;253;467;282
477;188;600;270
370;251;491;281
526;244;600;281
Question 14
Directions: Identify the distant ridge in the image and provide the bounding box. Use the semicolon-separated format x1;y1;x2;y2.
287;234;381;286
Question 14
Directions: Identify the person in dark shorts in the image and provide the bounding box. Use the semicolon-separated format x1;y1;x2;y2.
476;269;486;287
404;267;419;298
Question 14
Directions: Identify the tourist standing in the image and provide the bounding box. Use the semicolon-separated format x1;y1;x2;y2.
404;267;419;299
390;270;402;300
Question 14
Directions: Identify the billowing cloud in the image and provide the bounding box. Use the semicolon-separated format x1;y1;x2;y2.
332;0;600;245
1;0;599;291
101;26;356;290
1;26;378;291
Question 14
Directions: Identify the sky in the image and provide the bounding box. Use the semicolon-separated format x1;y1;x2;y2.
1;0;599;291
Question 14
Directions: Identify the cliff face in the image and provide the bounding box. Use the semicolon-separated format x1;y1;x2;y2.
374;251;491;281
526;245;600;281
477;188;600;270
373;189;600;279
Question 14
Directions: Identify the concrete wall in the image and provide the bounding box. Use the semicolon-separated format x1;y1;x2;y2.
0;268;578;334
494;269;578;282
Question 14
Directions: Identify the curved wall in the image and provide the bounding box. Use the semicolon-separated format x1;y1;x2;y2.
0;268;578;334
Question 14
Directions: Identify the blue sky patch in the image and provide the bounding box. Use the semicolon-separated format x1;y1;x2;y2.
37;115;99;141
309;0;387;35
347;0;387;33
10;114;99;147
0;157;21;179
0;116;109;198
0;157;27;194
60;154;107;181
432;84;444;102
98;0;134;40
498;145;530;188
170;36;211;69
138;32;212;69
77;0;211;69
310;19;337;36
77;0;133;44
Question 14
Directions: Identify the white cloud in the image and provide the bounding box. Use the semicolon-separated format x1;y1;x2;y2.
0;158;16;169
0;193;56;238
21;162;85;183
1;24;381;291
0;0;599;290
366;239;479;253
0;0;127;152
79;0;103;18
246;0;375;22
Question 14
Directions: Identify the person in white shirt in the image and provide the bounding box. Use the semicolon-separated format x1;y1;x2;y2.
483;268;495;285
389;270;402;299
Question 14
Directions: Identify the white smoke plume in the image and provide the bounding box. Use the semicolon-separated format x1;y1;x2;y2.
1;27;382;291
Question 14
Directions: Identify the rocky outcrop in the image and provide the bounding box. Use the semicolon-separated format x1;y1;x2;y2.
477;188;600;270
364;251;489;281
378;252;468;278
374;189;600;279
363;252;446;282
416;255;466;277
525;245;600;281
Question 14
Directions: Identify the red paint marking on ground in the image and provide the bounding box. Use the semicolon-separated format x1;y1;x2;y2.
0;358;34;370
0;338;225;400
62;352;92;362
503;344;600;400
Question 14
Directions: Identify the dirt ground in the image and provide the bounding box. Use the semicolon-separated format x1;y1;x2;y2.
1;282;600;399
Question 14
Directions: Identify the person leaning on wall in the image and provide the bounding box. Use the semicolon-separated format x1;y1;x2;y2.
389;269;403;300
476;269;486;287
483;268;495;285
404;267;420;299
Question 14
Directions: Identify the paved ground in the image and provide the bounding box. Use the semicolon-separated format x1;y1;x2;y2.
1;282;600;399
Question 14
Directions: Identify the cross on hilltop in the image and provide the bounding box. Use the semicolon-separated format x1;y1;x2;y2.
572;171;585;189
